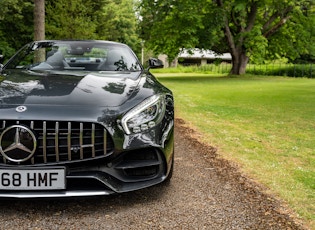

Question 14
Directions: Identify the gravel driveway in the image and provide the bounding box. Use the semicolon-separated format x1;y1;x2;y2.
0;119;308;230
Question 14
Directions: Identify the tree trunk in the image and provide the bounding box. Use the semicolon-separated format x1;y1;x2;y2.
222;20;249;75
34;0;45;41
230;50;249;75
34;0;45;62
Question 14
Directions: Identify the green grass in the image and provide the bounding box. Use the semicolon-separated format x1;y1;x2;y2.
156;72;315;228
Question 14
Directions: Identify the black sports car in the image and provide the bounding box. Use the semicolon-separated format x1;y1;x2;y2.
0;40;174;198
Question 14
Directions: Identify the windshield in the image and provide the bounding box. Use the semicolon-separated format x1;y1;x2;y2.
4;41;142;72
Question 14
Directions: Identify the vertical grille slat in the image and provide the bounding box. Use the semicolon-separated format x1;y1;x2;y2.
67;122;71;161
43;121;47;163
55;122;60;162
80;123;84;160
30;121;35;164
103;129;107;156
91;123;95;158
0;120;114;165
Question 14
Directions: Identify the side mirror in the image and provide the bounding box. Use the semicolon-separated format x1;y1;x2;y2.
148;58;164;69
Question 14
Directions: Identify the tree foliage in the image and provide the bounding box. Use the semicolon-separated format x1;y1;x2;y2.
46;0;140;51
96;0;140;51
46;0;97;40
138;0;205;60
0;0;141;60
0;0;33;58
139;0;315;74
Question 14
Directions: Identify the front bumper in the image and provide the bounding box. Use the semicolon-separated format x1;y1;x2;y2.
0;147;171;198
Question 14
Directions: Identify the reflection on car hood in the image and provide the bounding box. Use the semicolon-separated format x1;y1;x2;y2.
0;71;142;107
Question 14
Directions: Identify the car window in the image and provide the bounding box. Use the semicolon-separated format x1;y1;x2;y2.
4;41;142;73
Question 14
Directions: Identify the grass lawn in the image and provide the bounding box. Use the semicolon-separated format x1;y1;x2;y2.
156;73;315;228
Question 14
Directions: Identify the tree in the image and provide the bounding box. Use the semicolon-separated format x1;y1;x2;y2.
138;0;205;61
0;0;33;59
45;0;140;52
0;0;141;59
139;0;315;74
34;0;45;41
34;0;45;62
46;0;97;39
215;0;315;74
96;0;140;52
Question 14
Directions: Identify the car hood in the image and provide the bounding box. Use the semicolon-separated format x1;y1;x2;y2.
0;70;142;107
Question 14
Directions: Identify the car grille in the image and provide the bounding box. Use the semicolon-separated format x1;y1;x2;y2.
0;120;114;165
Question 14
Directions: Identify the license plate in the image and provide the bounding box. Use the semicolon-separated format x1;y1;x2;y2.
0;168;66;190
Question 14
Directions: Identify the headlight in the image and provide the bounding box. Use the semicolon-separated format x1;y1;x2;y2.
121;94;166;134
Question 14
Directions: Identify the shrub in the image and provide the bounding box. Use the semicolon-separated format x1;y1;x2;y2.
153;63;315;78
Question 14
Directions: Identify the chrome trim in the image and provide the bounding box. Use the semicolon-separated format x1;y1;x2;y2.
91;123;95;157
55;122;59;162
15;106;27;113
67;122;71;160
30;118;35;165
104;129;107;156
0;125;37;163
30;121;35;164
80;122;83;160
0;190;113;198
43;121;47;163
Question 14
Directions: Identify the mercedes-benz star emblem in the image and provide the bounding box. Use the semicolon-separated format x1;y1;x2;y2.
0;125;37;162
16;106;27;113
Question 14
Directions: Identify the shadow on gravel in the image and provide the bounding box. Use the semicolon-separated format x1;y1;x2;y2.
0;183;171;216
